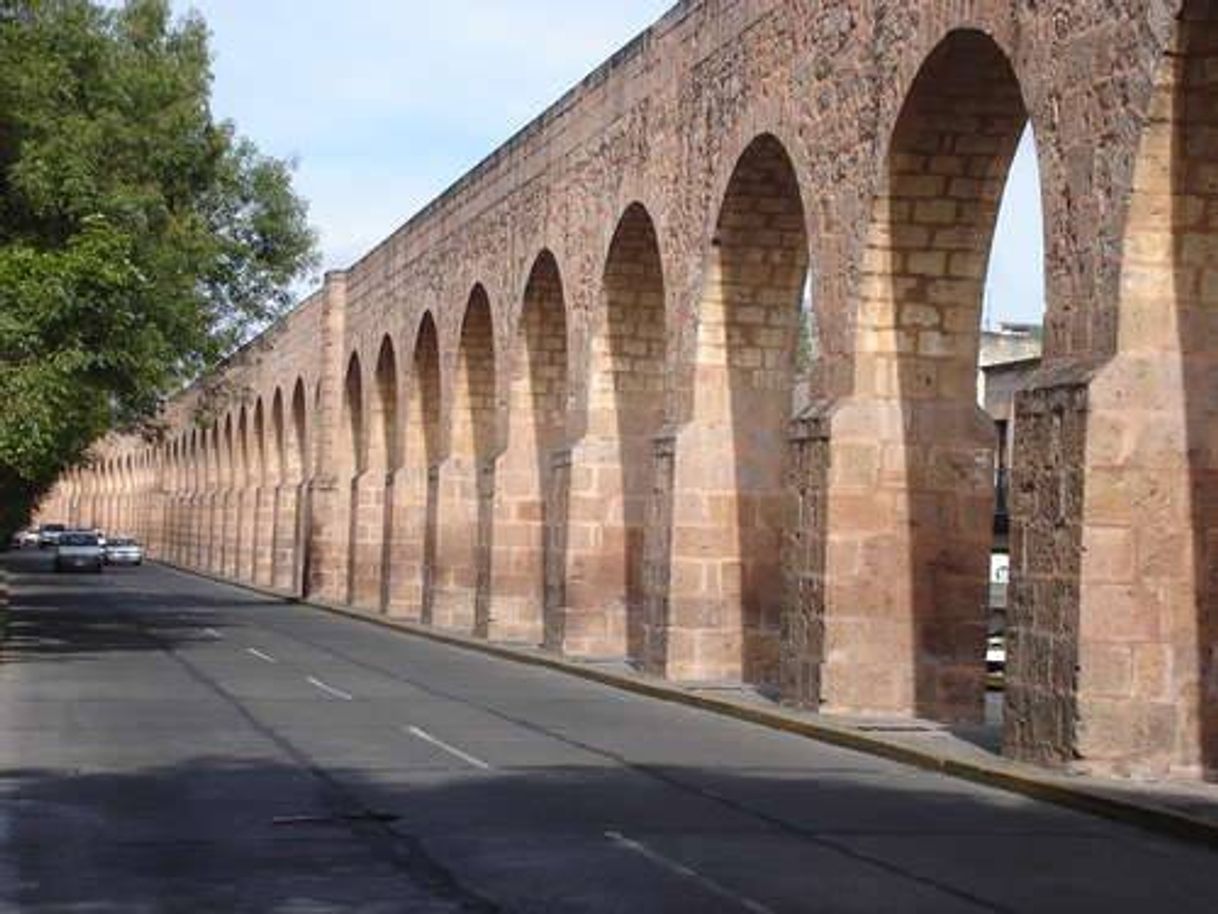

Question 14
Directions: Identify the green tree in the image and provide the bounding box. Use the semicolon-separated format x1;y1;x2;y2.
0;0;316;539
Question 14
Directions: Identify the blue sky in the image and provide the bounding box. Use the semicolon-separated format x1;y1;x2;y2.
168;0;1044;326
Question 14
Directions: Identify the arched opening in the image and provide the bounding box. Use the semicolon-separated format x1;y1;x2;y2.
291;379;311;598
270;389;287;588
396;314;441;621
341;354;365;605
673;134;809;690
236;408;252;581
221;414;236;577
435;287;498;634
1060;1;1218;777
188;439;201;565
352;338;398;611
495;252;570;648
252;399;271;586
842;29;1030;723
575;203;667;663
204;426;219;571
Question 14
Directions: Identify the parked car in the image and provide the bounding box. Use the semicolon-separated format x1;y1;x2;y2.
10;528;39;549
986;634;1006;676
54;531;104;573
38;523;67;549
104;537;143;566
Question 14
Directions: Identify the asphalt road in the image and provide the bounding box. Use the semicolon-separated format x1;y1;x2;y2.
2;551;1218;913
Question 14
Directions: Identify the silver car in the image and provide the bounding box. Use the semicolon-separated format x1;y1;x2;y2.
38;523;67;549
54;531;104;573
104;537;144;566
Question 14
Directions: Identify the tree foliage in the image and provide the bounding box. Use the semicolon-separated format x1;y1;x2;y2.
0;0;316;537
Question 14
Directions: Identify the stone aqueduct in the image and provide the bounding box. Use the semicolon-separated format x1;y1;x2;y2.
37;0;1218;780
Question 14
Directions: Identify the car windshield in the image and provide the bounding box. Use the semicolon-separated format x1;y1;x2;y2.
108;538;135;547
60;533;98;547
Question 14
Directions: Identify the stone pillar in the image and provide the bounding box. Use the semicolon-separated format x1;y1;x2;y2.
488;438;546;645
661;422;749;684
222;489;238;578
236;486;254;582
817;395;994;723
384;463;428;620
305;270;350;603
293;480;312;598
273;483;300;592
349;471;387;609
253;486;274;586
433;455;481;633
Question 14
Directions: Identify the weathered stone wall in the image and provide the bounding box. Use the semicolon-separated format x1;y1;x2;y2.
39;0;1218;779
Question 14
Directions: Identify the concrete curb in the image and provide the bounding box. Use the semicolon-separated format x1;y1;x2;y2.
156;560;1218;851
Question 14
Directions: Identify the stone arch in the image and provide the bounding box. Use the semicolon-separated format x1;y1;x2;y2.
342;352;366;475
494;251;571;649
830;28;1030;724
435;285;498;634
666;134;810;689
410;317;441;467
340;353;365;605
235;406;253;581
1058;0;1218;778
220;413;237;575
290;379;310;484
236;407;250;490
290;378;313;597
271;390;287;487
250;397;271;586
568;202;668;663
186;431;200;566
351;338;399;610
267;389;288;585
252;399;267;488
394;313;442;621
198;428;210;567
371;338;399;473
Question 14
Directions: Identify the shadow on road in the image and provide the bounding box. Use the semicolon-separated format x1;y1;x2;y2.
4;751;1218;914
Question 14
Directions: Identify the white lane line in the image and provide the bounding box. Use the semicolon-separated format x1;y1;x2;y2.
306;676;353;701
246;647;277;664
405;726;492;771
203;628;222;640
604;831;775;914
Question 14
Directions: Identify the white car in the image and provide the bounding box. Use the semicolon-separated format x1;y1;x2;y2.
986;634;1006;674
38;523;67;549
54;531;104;573
10;528;39;549
104;537;144;566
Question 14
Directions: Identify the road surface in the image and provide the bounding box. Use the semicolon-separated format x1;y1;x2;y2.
2;551;1217;912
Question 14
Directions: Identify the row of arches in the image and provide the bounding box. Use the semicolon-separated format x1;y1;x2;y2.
46;25;1055;725
46;7;1218;778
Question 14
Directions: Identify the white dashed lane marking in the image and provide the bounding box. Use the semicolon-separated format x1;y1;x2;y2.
605;831;776;914
306;676;354;701
405;726;492;771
